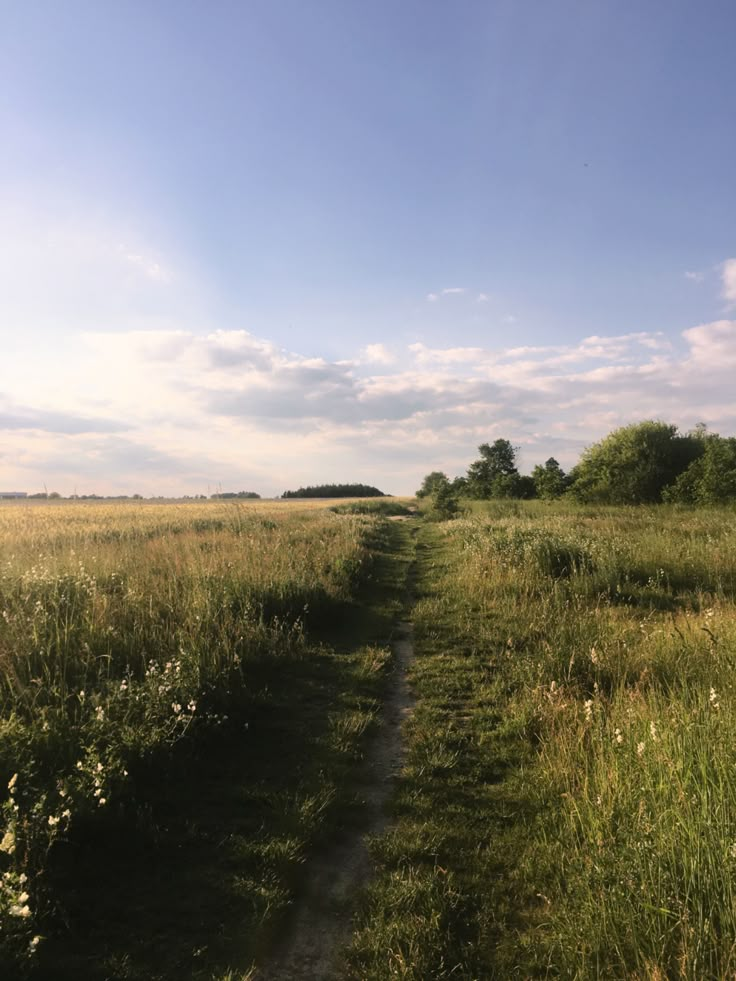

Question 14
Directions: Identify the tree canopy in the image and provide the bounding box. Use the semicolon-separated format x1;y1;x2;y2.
663;434;736;504
532;458;568;499
567;421;703;504
416;471;451;498
466;439;521;498
418;420;736;507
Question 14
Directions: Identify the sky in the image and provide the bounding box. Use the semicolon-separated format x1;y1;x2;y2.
1;0;735;496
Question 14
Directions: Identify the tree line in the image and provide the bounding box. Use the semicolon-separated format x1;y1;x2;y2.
417;422;736;506
281;483;385;499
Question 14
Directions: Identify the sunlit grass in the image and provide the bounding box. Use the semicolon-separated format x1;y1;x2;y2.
0;498;383;970
350;502;736;979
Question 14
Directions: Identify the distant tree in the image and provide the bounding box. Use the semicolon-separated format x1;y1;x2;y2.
466;439;520;498
282;484;385;499
450;475;469;496
515;474;537;499
211;491;261;499
568;421;702;504
428;482;462;520
416;471;451;498
532;457;567;499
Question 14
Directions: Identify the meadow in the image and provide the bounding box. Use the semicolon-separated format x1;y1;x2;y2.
3;497;736;978
0;498;409;978
349;501;736;979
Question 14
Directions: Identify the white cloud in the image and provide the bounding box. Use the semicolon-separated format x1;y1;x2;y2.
477;292;490;302
360;343;396;365
685;270;704;283
722;258;736;306
4;321;736;496
682;319;736;369
441;287;465;295
426;292;439;302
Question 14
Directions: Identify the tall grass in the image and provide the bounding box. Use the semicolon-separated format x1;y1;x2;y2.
0;499;375;965
440;502;736;976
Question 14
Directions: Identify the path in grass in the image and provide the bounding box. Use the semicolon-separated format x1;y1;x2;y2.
29;517;416;981
256;616;415;980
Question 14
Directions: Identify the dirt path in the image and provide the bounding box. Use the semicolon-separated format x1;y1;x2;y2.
255;619;415;980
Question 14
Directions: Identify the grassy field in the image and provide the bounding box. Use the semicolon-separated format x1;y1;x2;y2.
349;501;736;979
3;497;736;978
0;498;412;978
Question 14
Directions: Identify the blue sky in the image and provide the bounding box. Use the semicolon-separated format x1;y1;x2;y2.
1;1;735;495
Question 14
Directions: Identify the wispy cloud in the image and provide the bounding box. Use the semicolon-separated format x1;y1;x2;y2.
119;245;171;282
426;287;466;302
685;270;705;283
722;258;736;306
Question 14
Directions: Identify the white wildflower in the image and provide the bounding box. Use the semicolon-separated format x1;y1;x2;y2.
637;741;645;757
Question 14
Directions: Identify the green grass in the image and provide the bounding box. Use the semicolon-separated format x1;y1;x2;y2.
0;501;412;978
348;502;736;979
6;498;736;978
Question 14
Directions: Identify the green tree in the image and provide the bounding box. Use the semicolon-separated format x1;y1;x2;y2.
532;457;567;499
431;481;462;519
416;471;451;498
568;421;702;504
466;439;520;498
664;434;736;504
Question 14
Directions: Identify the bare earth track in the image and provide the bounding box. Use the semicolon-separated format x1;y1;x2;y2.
256;619;415;980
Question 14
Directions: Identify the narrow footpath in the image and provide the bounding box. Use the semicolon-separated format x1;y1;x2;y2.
256;525;417;980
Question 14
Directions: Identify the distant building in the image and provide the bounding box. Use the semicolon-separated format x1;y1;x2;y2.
0;492;27;499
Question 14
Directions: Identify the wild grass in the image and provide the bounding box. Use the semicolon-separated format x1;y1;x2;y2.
0;499;391;975
350;502;736;979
